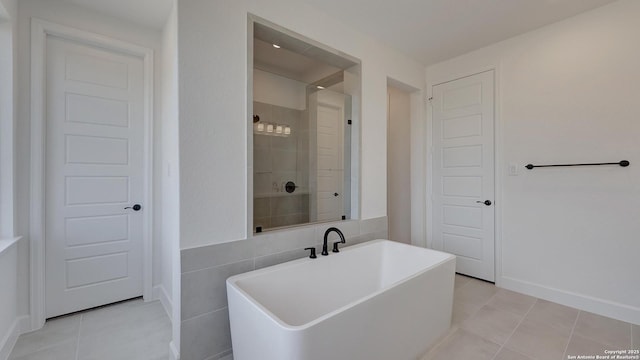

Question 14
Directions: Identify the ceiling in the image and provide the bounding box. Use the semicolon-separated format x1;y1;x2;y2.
61;0;174;29
254;23;358;85
298;0;618;65
56;0;617;64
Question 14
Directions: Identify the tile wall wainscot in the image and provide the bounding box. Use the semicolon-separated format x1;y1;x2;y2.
179;217;388;360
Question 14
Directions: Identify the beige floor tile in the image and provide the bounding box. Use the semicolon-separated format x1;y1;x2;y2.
454;279;498;307
454;274;471;289
421;326;458;357
78;301;171;360
461;305;522;345
80;300;166;336
421;329;500;360
486;289;536;317
505;318;571;360
565;334;611;359
451;299;481;327
633;324;640;349
573;311;631;348
9;314;80;358
9;339;77;360
494;347;534;360
524;299;578;333
9;299;171;360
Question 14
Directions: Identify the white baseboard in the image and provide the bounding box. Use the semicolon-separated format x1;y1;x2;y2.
500;276;640;325
169;340;180;360
0;315;29;360
152;284;173;321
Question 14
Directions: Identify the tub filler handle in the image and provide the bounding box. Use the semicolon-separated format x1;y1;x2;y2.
304;247;317;259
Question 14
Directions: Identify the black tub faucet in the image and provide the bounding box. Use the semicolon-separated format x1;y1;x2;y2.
322;227;345;256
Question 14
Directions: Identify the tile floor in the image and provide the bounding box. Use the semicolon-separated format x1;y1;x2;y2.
9;298;171;360
8;276;638;360
421;274;639;360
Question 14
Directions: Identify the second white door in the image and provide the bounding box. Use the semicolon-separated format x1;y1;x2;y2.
432;70;495;282
45;35;146;318
310;90;345;222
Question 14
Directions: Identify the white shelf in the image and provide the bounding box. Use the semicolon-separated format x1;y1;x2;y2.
254;191;309;199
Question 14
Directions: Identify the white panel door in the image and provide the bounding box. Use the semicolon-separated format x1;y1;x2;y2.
432;70;495;282
45;36;145;318
316;101;344;221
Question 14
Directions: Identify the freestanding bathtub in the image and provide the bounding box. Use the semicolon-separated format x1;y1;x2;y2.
227;239;456;360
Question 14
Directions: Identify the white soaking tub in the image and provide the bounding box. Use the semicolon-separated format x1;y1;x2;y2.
226;239;456;360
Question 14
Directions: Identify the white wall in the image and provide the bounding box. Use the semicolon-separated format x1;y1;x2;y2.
0;243;17;359
0;5;21;355
387;85;411;244
0;0;15;20
16;0;166;327
426;0;640;324
160;2;180;357
177;0;425;249
0;0;16;239
253;69;306;110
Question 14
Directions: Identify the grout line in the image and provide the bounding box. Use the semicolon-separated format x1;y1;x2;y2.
420;326;459;360
490;298;538;360
74;314;83;360
561;310;581;359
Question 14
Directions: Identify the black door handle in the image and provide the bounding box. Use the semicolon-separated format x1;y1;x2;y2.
334;193;339;197
476;200;492;206
124;204;142;211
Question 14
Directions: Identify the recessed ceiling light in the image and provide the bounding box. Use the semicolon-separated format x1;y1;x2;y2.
272;44;281;49
317;86;325;89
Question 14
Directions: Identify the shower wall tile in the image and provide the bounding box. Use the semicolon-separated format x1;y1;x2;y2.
253;149;272;173
253;133;270;149
253;172;271;195
253;197;270;218
272;149;298;171
253;217;271;230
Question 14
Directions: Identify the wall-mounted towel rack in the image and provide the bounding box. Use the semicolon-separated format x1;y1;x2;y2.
525;160;630;170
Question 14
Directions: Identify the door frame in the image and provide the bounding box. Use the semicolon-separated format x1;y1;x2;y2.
29;18;154;330
426;65;504;285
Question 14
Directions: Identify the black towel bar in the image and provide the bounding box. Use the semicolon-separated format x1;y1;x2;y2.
525;160;630;170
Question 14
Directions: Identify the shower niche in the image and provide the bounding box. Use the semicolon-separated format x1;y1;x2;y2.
251;20;360;232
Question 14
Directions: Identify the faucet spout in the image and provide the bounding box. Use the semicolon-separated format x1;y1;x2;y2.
322;227;345;256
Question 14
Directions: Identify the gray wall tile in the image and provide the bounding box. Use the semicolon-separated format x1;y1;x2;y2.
181;239;253;273
359;216;388;235
314;220;360;244
253;227;315;257
181;308;231;360
254;247;315;270
182;260;254;320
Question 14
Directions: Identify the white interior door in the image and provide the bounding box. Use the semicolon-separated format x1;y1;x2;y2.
432;70;495;282
45;35;146;318
311;90;345;222
316;103;344;221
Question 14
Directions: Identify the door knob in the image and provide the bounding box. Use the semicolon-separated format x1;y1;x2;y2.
124;204;142;211
334;193;339;197
476;200;492;206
